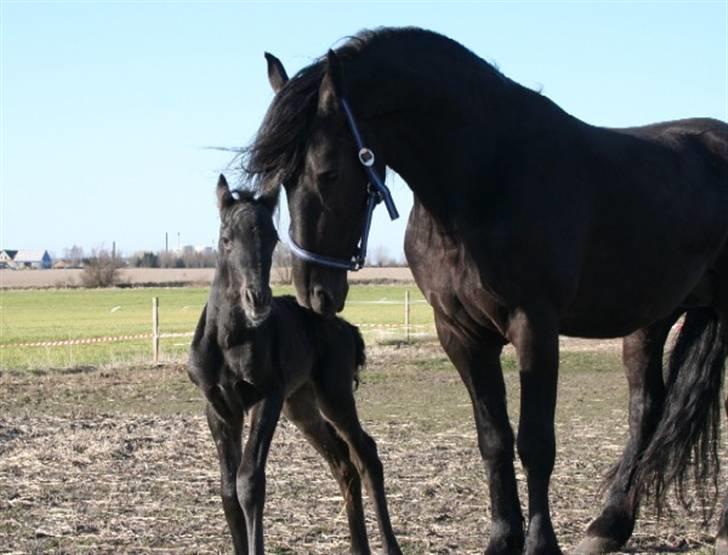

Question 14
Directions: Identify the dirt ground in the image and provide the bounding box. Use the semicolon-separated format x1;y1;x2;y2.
0;340;723;554
0;267;414;289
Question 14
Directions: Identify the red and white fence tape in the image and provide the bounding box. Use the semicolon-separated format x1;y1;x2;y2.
0;331;196;349
0;326;435;349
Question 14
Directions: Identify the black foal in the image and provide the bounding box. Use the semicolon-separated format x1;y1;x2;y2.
187;175;401;555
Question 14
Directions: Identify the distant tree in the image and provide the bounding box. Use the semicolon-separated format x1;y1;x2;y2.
80;248;122;288
272;243;293;284
63;245;85;268
367;245;400;267
133;251;160;268
159;251;183;268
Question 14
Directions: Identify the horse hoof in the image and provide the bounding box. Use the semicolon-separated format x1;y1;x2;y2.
572;535;623;554
716;537;728;555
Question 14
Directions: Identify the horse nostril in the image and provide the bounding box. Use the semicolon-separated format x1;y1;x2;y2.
243;288;256;307
243;287;272;312
312;286;334;314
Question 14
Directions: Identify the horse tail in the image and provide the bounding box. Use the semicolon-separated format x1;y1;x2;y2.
631;307;727;517
350;324;366;390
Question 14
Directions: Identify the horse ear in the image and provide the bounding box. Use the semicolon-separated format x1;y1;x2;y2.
319;49;344;110
264;52;289;93
216;174;233;211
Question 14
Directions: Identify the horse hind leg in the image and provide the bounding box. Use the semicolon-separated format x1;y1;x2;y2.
283;384;370;555
574;312;680;554
313;375;401;555
713;279;728;555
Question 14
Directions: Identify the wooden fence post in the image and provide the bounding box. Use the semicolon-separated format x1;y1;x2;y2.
152;297;160;364
404;290;410;342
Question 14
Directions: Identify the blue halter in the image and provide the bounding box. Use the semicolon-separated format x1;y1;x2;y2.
288;97;399;271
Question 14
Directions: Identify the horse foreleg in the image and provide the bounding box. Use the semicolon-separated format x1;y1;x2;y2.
237;394;283;555
206;403;247;555
435;313;524;555
509;306;562;555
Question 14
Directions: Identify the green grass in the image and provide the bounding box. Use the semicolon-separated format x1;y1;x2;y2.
0;284;432;370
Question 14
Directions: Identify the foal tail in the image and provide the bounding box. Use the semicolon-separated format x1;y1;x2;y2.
351;324;366;390
631;308;727;517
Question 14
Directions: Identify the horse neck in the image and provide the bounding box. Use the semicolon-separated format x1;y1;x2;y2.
350;55;578;223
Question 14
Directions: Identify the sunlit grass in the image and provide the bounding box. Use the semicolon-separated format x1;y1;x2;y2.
0;284;432;370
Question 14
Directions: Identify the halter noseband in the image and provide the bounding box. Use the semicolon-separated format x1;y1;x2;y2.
288;97;399;271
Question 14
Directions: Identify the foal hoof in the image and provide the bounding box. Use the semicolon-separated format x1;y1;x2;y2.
716;537;728;555
484;531;524;555
572;535;623;554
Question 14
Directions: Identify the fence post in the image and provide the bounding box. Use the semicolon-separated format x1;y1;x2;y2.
152;297;160;364
404;290;410;342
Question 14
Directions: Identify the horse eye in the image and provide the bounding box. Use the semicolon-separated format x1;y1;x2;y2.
317;171;338;186
221;236;231;248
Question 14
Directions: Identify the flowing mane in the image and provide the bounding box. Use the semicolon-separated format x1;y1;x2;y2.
238;27;508;194
239;31;372;193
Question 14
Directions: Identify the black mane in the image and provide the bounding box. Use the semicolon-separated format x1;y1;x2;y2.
239;27;505;194
239;32;372;193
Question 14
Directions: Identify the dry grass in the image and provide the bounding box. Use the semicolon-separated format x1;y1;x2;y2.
0;341;722;554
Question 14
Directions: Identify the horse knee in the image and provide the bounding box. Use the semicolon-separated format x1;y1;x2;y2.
336;459;362;497
237;464;265;511
357;434;384;482
476;422;514;462
517;429;555;472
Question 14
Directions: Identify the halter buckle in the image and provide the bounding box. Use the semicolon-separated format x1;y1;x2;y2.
358;148;375;167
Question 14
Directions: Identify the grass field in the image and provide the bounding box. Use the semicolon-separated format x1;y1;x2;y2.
0;285;433;370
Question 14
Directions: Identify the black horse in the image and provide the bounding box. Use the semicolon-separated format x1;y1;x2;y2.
241;28;728;554
187;175;401;555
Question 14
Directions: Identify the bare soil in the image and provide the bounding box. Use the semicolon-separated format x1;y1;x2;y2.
0;341;722;554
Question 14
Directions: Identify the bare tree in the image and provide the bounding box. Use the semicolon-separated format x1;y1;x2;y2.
272;242;293;284
80;247;122;288
63;245;85;268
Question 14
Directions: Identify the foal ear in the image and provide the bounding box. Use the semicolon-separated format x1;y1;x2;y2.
216;174;234;211
257;188;279;214
319;49;345;111
264;52;289;93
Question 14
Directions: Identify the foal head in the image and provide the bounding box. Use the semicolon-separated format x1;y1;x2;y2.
215;174;278;326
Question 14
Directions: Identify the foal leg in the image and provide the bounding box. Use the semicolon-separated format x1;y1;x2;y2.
284;384;370;554
237;394;283;555
434;313;523;555
206;402;247;554
575;314;678;554
314;379;401;555
508;306;561;555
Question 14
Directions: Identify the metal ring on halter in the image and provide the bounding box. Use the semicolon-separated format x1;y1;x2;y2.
358;148;375;167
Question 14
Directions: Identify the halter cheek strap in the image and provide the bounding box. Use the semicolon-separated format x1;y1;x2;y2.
288;96;399;271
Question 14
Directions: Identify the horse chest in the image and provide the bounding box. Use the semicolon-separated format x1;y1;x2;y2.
223;342;268;385
405;208;512;335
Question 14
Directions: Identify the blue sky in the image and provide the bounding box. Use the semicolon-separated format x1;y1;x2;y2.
2;1;727;259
